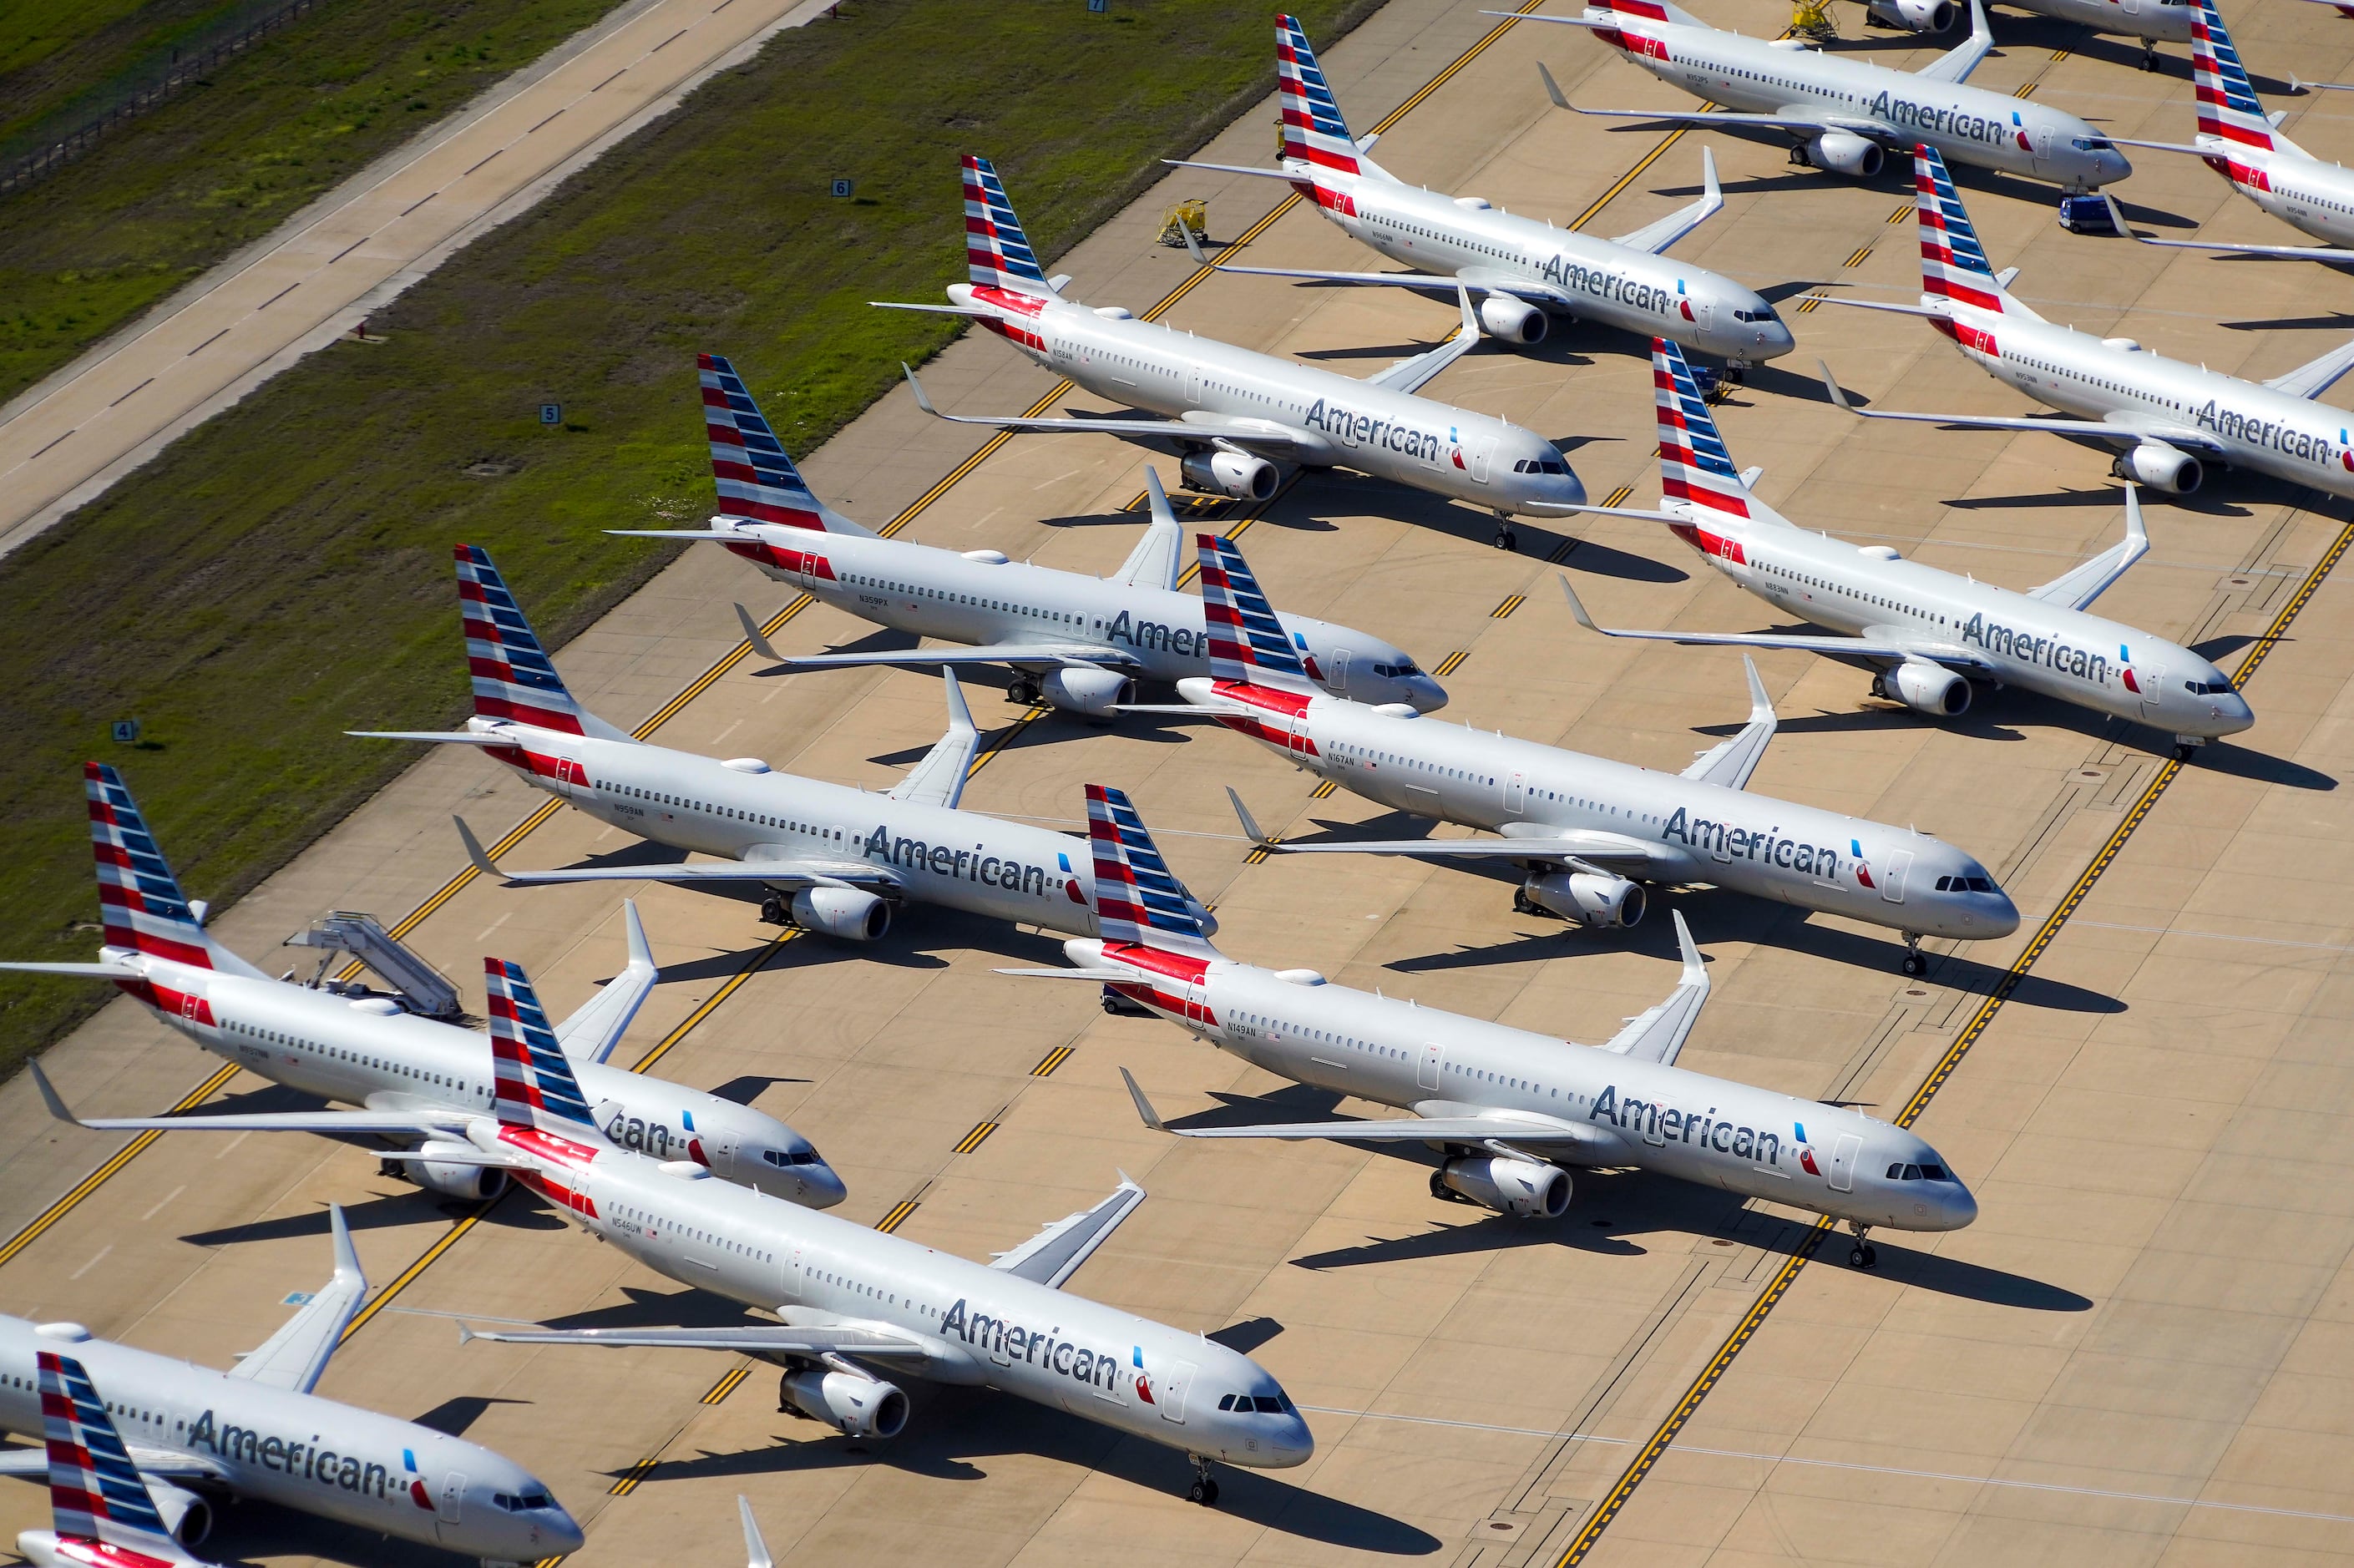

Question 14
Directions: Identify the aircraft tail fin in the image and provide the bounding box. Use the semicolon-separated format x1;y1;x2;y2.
963;155;1058;298
38;1350;195;1562
486;957;605;1139
2192;0;2301;154
84;763;234;975
456;545;629;742
1914;144;2027;317
1197;532;1319;695
1278;16;1379;179
698;356;876;536
1652;337;1788;526
1085;784;1221;957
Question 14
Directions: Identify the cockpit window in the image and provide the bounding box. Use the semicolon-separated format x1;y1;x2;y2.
762;1149;824;1166
1220;1392;1298;1414
1513;458;1569;475
2185;678;2232;696
1885;1162;1951;1181
493;1491;555;1512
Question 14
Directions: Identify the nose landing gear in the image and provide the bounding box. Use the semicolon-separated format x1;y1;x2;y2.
1845;1222;1877;1269
1900;933;1925;977
2172;736;2204;763
1187;1454;1222;1506
1491;509;1518;553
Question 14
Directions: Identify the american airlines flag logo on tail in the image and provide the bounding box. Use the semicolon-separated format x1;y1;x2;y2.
38;1350;185;1561
1652;337;1750;520
963;155;1050;295
1913;145;2004;315
1085;785;1211;950
1197;533;1313;690
456;545;585;736
485;957;600;1136
2190;0;2275;149
1277;16;1359;175
86;762;210;971
699;354;825;530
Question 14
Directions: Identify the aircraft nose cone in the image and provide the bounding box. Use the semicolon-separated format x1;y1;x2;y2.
2097;147;2132;185
2216;690;2255;736
1983;887;2021;938
1551;467;1588;508
1759;319;1797;358
805;1161;849;1210
540;1505;586;1556
1410;675;1449;714
1268;1415;1316;1468
1938;1183;1979;1232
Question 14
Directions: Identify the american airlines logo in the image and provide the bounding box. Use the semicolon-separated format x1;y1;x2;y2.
1301;398;1447;462
2191;399;2347;470
1537;255;1691;321
1865;92;2013;149
1590;1084;1791;1165
859;824;1086;902
938;1297;1130;1395
185;1409;423;1505
1956;613;2116;685
1102;610;1203;658
1658;807;1846;878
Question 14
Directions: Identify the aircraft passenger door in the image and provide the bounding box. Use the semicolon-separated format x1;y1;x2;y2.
1692;295;1714;334
2136;664;2167;723
1506;770;1527;813
1827;1134;1863;1193
1466;432;1494;483
1417;1043;1443;1091
1185;367;1203;406
1332;648;1351;695
180;989;202;1022
1157;1360;1196;1423
708;1123;740;1179
1880;850;1914;904
2032;122;2056;174
1183;979;1211;1026
435;1473;467;1535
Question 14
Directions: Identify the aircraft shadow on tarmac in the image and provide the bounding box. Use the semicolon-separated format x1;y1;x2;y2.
410;1394;527;1439
627;1383;1444;1554
1944;485;2255;516
185;1505;482;1568
2223;311;2354;333
180;1185;550;1249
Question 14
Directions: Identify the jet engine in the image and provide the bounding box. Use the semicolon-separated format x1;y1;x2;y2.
1040;665;1133;719
781;1368;910;1439
1805;130;1886;179
2117;441;2202;494
1866;0;1955;28
1876;661;1972;717
1477;293;1549;346
413;1141;509;1202
1181;449;1279;502
788;888;892;942
1437;1156;1571;1218
1522;870;1647;928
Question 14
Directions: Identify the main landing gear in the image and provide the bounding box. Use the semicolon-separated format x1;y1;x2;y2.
1008;673;1042;707
759;893;788;926
1900;933;1926;978
1845;1222;1877;1269
1187;1454;1222;1506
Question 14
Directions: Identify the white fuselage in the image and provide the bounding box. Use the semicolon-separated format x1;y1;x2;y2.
1587;11;2130;189
711;519;1446;710
1185;681;2018;941
2007;0;2192;39
2199;138;2354;246
954;284;1591;517
1666;513;2253;738
1945;303;2354;502
0;1318;579;1562
483;1126;1314;1469
86;949;843;1205
470;721;1108;934
1313;174;1795;362
1079;939;1977;1232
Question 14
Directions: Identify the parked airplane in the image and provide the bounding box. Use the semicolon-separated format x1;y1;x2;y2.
877;155;1587;549
1007;786;1974;1267
1820;144;2354;503
1163;17;1794;372
611;354;1444;716
1506;0;2130;190
0;1209;581;1564
1557;338;2252;756
2114;0;2354;261
67;962;1310;1506
1830;0;2189;70
1156;533;2017;974
0;765;841;1208
359;545;1212;945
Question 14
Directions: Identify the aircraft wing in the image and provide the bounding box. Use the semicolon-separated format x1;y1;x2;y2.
2262;331;2354;400
773;642;1136;672
1362;284;1482;393
554;898;657;1065
228;1205;366;1393
453;817;904;892
2026;486;2150;610
1912;0;1996;83
1555;574;1985;666
0;1445;228;1484
1599;913;1710;1068
1609;146;1722;255
1122;1068;1608;1151
0;960;146;979
988;1175;1147;1288
901;365;1309;451
1269;828;1674;870
1678;655;1776;791
1819;361;2223;448
458;1322;934;1358
1111;468;1187;590
887;671;980;810
2136;233;2354;264
28;1062;469;1136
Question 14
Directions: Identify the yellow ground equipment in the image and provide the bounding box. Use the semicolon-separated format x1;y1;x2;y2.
1792;0;1839;39
1157;198;1208;248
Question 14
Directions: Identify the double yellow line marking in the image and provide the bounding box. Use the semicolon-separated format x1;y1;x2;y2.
875;1199;919;1234
1030;1044;1074;1077
1491;593;1526;620
952;1120;999;1156
1432;650;1471;679
1557;516;2354;1565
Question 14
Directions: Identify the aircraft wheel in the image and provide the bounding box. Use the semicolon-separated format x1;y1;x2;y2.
1430;1170;1452;1203
1188;1478;1220;1506
1849;1243;1878;1269
1494;529;1517;553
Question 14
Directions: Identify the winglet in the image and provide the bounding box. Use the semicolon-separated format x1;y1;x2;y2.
1120;1066;1170;1133
454;816;509;882
1557;574;1605;635
1818;359;1857;412
2123;480;2146;549
1673;907;1704;989
1538;60;1572;111
1701;144;1719;207
457;1323;478;1347
734;602;784;665
1182;222;1212;268
1742;654;1771;726
1455;279;1479;342
943;665;976;738
1226;786;1273;848
902;363;940;416
742;1497;774;1568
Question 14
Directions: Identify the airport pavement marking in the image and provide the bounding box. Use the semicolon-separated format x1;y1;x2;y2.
1555;510;2354;1565
1841;243;1875;269
875;1199;921;1234
1031;1044;1075;1077
1433;650;1471;679
1885;203;1912;225
952;1120;1000;1156
1492;593;1526;619
1310;780;1339;800
0;1060;240;1272
701;1365;751;1405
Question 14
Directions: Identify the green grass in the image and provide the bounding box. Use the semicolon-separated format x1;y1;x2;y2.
0;0;624;406
0;0;1374;1076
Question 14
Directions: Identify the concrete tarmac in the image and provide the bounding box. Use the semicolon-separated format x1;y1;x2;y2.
6;0;2354;1563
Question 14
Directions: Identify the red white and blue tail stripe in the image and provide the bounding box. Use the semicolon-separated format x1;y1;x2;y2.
1277;16;1359;175
1085;785;1217;955
87;764;209;970
458;545;586;736
698;356;873;536
964;155;1053;297
1653;338;1750;520
1197;533;1317;694
38;1350;191;1563
486;958;600;1136
2191;0;2281;151
1915;145;2007;314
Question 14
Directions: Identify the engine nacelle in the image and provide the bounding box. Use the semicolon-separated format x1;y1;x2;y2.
2118;441;2202;494
781;1369;909;1439
1866;0;1955;28
414;1141;509;1202
1523;871;1648;928
1805;130;1886;178
1440;1156;1571;1219
1039;665;1134;719
1880;661;1972;717
1477;293;1548;346
148;1478;215;1546
789;887;891;942
1180;448;1278;501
